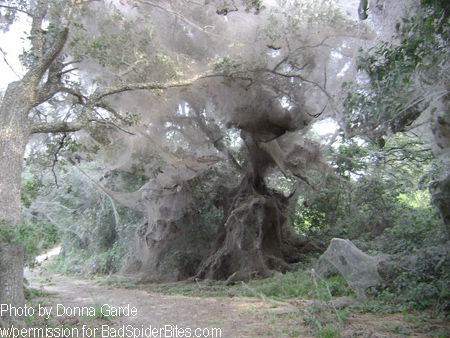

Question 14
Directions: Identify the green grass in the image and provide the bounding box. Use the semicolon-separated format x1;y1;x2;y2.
242;270;353;300
148;269;353;302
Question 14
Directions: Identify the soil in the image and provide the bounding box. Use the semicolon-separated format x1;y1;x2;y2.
23;250;448;338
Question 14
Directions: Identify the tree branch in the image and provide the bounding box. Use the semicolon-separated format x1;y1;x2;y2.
24;0;74;88
0;4;33;16
50;133;69;187
0;46;20;79
192;109;244;173
91;72;221;101
30;120;89;134
139;0;215;35
267;69;334;101
60;87;87;104
30;0;49;61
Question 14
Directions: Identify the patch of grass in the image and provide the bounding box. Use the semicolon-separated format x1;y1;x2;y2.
24;286;50;300
155;281;232;298
89;267;450;337
316;322;341;338
432;330;450;338
97;274;146;290
98;268;353;303
242;270;353;300
242;305;257;314
118;269;352;337
382;323;410;336
261;312;305;337
90;303;110;320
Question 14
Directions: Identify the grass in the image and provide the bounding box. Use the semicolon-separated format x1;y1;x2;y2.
146;269;353;302
242;270;354;300
154;281;232;298
24;286;51;300
86;292;113;320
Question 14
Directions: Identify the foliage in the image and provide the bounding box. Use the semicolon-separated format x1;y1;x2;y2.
22;156;144;276
293;132;435;235
295;176;448;312
343;0;450;138
289;127;448;315
293;203;327;233
0;221;59;267
329;135;370;179
52;241;127;276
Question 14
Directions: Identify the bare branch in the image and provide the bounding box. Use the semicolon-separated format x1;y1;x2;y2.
0;46;20;79
23;1;76;87
56;67;78;76
30;120;89;134
92;72;221;101
50;133;69;187
139;0;215;35
192;109;244;172
267;69;334;101
0;4;33;16
91;114;136;135
94;101;126;121
60;87;87;104
119;59;143;77
62;59;82;67
33;27;70;80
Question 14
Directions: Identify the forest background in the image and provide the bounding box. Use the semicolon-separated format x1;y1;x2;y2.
0;0;449;335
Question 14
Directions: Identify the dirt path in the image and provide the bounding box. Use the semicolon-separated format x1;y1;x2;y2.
23;251;447;338
25;258;304;337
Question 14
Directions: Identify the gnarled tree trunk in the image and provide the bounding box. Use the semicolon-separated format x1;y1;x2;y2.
196;176;294;281
196;132;303;281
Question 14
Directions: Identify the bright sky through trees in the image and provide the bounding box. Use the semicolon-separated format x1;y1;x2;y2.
0;15;28;89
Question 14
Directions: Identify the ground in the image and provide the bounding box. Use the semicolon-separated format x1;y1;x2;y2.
22;249;448;338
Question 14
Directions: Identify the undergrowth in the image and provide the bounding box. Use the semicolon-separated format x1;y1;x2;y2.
50;241;127;277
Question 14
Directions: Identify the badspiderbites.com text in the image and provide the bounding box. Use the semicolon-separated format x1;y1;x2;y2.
103;325;222;338
1;325;222;338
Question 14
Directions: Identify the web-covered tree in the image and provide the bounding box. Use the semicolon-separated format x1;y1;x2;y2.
60;0;366;282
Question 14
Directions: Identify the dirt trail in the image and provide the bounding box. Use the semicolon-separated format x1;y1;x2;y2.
25;257;303;337
23;251;447;338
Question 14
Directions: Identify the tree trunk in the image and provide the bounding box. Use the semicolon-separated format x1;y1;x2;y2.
0;243;25;327
0;81;32;327
194;131;306;282
196;174;299;282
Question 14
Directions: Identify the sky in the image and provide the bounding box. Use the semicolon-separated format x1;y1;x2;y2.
0;15;28;90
